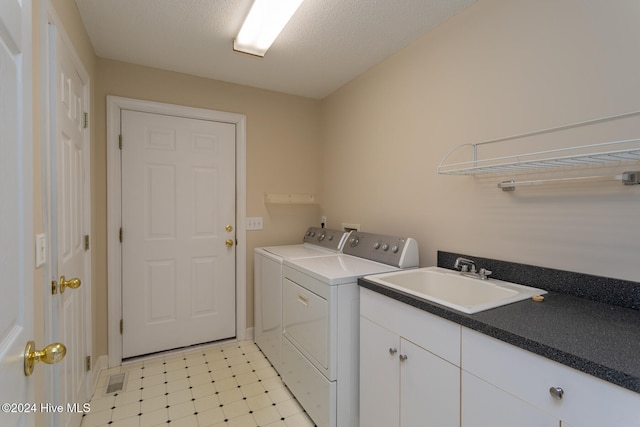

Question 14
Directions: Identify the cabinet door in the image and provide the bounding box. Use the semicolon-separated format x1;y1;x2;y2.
360;317;400;427
401;339;460;427
462;371;560;427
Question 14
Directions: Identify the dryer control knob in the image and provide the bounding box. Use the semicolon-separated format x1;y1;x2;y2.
392;245;399;253
382;244;389;251
318;233;326;241
373;242;380;249
350;237;359;247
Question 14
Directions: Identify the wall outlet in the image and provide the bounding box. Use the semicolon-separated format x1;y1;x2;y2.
342;223;360;232
246;217;263;230
35;233;47;268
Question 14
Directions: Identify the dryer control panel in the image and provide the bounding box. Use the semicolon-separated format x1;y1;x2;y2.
343;231;419;268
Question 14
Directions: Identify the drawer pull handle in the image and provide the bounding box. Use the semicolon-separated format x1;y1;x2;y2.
399;354;408;362
297;294;309;306
389;348;398;355
549;386;564;400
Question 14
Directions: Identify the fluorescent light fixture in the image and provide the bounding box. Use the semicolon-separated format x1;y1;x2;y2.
234;0;305;57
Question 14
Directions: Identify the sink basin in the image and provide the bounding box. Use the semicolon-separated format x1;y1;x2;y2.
364;266;547;314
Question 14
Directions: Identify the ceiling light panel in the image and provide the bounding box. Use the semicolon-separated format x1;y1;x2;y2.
234;0;305;57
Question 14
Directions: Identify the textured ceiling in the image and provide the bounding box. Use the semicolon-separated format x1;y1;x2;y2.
75;0;476;99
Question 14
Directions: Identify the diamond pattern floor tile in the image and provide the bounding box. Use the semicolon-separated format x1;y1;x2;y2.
80;341;316;427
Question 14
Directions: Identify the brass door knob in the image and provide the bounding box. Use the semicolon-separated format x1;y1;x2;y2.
225;224;233;232
225;239;234;247
59;276;81;293
24;341;66;376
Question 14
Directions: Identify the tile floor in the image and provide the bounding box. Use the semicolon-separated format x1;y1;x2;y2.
81;340;316;427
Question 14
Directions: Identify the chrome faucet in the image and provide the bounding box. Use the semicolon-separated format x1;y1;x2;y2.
454;257;492;280
454;257;476;273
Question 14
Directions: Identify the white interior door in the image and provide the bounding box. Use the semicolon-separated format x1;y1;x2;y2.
121;110;236;358
49;23;91;427
0;0;34;425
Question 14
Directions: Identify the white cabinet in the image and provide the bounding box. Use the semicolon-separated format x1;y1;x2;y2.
401;338;459;427
359;316;400;427
361;286;640;427
462;328;640;427
462;371;560;427
360;288;460;427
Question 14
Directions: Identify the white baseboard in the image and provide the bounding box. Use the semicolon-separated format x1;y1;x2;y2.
245;327;254;341
90;355;109;397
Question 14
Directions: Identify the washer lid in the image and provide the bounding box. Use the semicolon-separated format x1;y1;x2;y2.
284;254;400;285
260;244;339;259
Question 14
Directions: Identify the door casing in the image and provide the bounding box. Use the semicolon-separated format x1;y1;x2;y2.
107;96;247;367
41;3;92;425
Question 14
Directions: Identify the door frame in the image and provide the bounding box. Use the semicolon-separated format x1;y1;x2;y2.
40;1;93;419
107;96;247;367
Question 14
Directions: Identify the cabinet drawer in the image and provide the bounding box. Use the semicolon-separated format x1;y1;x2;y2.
462;328;640;427
360;287;460;366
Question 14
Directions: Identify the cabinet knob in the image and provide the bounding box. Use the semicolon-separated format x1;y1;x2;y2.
388;348;398;355
399;354;408;362
549;386;564;400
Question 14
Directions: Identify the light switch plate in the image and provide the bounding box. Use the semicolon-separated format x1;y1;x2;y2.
35;233;47;268
246;217;263;230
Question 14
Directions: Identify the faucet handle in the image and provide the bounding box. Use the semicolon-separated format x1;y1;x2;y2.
454;257;475;271
479;268;492;279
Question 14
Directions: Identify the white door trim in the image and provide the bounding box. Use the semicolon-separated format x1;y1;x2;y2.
107;96;247;367
40;1;93;419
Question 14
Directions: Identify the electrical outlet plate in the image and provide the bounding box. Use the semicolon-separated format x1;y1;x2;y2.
35;233;47;268
342;223;360;232
246;217;263;230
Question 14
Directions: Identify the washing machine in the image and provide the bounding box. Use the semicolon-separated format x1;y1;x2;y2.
254;227;349;373
280;231;419;427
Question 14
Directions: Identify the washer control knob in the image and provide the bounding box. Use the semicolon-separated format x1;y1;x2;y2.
318;233;326;241
350;237;359;247
328;235;334;241
310;231;316;237
392;245;399;253
373;242;381;250
382;244;389;251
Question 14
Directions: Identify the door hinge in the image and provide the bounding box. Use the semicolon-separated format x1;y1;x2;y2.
120;319;123;335
83;112;89;129
119;227;123;242
85;355;91;371
84;234;90;251
119;135;123;150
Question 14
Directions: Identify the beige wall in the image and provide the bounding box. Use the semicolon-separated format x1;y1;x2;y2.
35;0;323;364
93;59;323;357
320;0;640;282
35;0;640;368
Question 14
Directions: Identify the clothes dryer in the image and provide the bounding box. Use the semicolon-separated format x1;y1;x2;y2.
254;227;349;373
281;231;419;427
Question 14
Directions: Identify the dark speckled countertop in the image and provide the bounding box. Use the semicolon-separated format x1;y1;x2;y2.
358;251;640;395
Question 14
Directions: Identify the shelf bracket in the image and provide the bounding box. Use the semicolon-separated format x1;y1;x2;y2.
498;171;640;191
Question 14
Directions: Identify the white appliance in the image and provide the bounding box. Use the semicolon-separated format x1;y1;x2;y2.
281;231;419;427
254;227;349;373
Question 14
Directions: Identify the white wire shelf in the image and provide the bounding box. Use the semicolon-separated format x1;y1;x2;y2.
437;110;640;176
438;140;640;175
